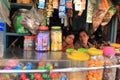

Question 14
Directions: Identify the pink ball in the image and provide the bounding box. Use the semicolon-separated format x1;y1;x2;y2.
103;46;115;56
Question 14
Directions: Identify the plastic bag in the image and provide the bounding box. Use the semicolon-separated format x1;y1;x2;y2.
13;9;29;34
20;7;42;34
92;0;109;30
101;1;116;26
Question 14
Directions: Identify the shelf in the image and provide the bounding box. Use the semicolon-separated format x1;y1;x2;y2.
6;32;30;36
0;65;120;73
10;3;32;9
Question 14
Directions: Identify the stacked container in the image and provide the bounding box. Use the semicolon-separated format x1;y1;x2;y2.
66;49;89;80
115;54;120;80
102;46;117;80
87;48;104;80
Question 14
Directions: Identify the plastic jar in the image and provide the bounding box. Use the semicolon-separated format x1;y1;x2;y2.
35;26;49;51
67;50;89;80
51;26;62;51
87;48;104;80
24;36;36;50
115;54;120;80
110;43;120;54
102;46;117;80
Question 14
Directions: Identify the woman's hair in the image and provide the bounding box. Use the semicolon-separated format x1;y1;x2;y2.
78;29;89;36
63;31;74;38
77;29;93;43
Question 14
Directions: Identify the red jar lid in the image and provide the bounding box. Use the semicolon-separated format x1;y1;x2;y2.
24;36;36;39
38;26;49;30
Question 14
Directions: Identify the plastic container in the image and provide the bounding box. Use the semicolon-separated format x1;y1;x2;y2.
0;22;5;57
51;26;62;51
24;36;36;50
87;48;104;80
115;54;120;80
35;26;49;51
67;50;89;80
110;43;120;54
23;50;35;59
35;51;49;60
102;46;117;80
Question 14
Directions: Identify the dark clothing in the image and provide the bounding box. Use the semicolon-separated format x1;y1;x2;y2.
74;40;94;49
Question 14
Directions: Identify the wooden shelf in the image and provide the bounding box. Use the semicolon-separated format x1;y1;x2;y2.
6;32;30;36
10;3;32;9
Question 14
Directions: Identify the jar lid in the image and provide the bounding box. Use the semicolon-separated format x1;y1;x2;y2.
103;46;115;56
110;43;120;48
78;48;88;53
115;54;120;56
51;26;61;29
66;48;74;53
24;36;36;39
88;48;103;55
38;26;49;30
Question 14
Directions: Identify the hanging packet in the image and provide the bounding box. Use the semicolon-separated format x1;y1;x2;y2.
66;0;73;9
92;0;109;30
53;0;58;9
59;0;66;18
101;5;116;26
38;0;45;9
86;0;96;23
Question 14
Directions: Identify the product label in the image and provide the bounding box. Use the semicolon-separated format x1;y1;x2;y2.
36;32;49;51
38;0;45;9
66;0;72;8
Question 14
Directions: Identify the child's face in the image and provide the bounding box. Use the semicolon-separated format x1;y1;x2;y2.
65;34;74;45
79;31;89;44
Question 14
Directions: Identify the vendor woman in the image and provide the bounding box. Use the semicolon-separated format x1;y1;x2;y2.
62;31;75;52
75;29;94;49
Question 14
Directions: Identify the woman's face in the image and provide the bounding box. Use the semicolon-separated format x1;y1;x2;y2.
65;34;74;45
79;31;89;44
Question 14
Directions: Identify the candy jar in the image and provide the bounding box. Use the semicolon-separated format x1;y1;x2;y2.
102;46;117;80
115;54;120;80
67;50;89;80
51;26;62;51
110;43;120;54
87;48;104;80
50;72;59;80
60;73;67;80
24;36;36;50
34;73;42;80
20;73;27;80
36;26;50;51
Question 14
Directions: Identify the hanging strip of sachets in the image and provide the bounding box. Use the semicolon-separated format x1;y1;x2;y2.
59;0;66;18
74;0;86;16
86;0;96;23
101;0;116;26
66;0;73;9
46;0;54;17
53;0;58;9
92;0;110;30
38;0;45;9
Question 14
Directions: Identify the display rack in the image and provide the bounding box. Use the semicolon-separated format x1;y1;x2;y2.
0;50;120;73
